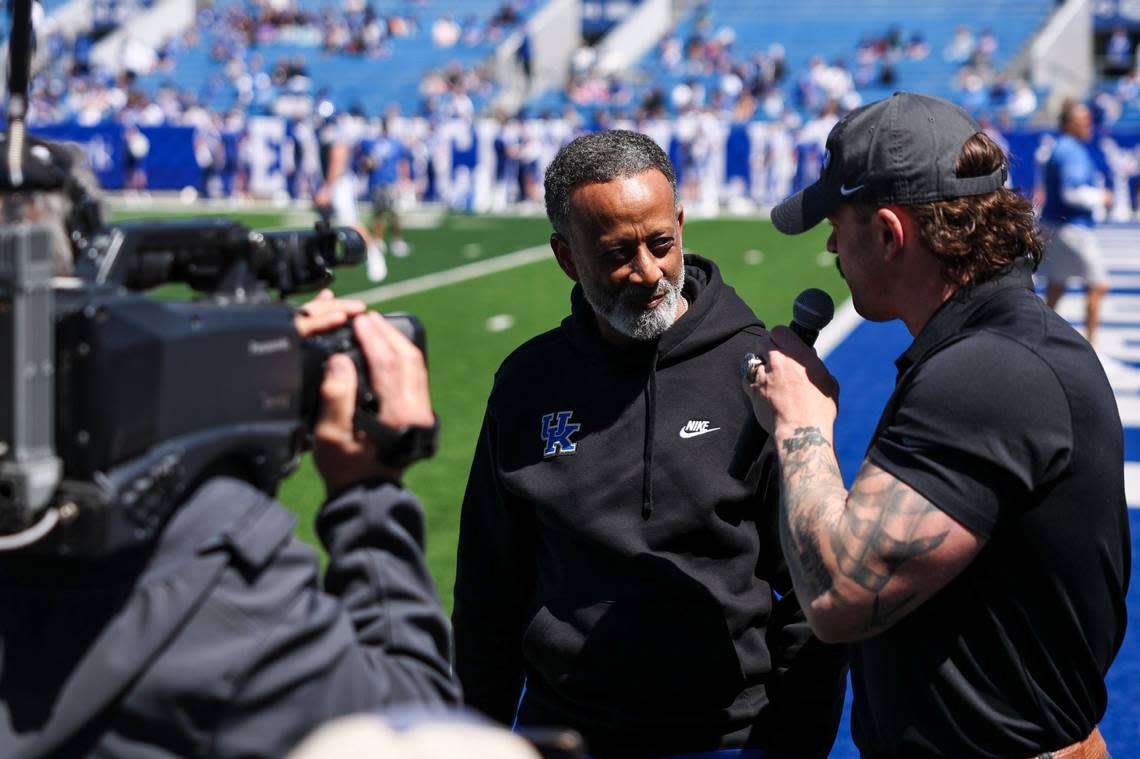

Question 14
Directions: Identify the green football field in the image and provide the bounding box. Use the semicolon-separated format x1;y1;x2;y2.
110;206;839;609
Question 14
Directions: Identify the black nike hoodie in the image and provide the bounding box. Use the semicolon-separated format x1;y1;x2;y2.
453;255;847;758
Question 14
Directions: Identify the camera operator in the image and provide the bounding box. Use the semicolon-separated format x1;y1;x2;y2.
0;304;462;757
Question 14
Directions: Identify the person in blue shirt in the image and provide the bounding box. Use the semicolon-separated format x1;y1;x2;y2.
1105;26;1133;77
1039;100;1113;348
361;123;411;258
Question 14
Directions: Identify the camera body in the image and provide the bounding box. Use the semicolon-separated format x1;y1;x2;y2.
0;214;423;557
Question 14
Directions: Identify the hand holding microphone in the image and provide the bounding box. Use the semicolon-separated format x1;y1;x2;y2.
729;289;835;480
743;288;834;382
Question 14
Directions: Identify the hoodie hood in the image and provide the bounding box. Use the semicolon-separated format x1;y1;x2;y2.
560;254;763;518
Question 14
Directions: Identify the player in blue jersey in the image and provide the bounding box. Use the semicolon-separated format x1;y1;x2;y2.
361;122;411;258
1039;100;1114;348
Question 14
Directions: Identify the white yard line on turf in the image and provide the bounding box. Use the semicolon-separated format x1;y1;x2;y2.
1126;463;1140;509
347;245;551;304
816;296;862;360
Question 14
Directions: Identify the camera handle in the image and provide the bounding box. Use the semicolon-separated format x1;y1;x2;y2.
0;225;64;541
0;502;73;551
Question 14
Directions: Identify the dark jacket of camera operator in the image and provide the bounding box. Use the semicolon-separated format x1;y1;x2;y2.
0;312;460;758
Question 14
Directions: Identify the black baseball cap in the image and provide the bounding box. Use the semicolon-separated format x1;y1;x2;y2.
771;92;1007;235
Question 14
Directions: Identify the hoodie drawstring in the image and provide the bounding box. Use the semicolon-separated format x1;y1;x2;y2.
642;354;658;519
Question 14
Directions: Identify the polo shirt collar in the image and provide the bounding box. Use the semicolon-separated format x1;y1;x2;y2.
895;257;1036;379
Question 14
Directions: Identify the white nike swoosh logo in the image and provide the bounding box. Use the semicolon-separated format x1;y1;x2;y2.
839;183;865;196
679;427;721;439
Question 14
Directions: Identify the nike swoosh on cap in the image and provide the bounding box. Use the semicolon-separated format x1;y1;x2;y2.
839;183;865;196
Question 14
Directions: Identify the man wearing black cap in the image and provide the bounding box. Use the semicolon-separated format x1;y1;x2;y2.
744;92;1130;758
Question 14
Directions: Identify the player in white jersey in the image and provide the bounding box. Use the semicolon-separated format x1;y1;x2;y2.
316;111;387;282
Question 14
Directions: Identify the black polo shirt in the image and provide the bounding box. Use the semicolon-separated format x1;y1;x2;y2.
851;258;1131;758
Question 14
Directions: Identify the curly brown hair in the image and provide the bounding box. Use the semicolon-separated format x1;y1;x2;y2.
903;132;1042;286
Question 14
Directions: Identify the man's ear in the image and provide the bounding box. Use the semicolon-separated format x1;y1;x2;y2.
876;206;907;262
551;232;579;282
676;203;685;248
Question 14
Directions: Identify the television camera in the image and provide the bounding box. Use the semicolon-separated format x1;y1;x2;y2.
0;0;428;557
1;195;428;557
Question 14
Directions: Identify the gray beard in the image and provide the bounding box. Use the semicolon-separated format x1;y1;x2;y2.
581;266;686;341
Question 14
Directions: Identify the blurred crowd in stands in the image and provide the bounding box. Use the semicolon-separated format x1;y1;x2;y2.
24;0;1140;133
551;7;1054;140
25;0;528;128
17;0;1140;214
116;94;1131;219
1093;25;1140;127
939;24;1039;120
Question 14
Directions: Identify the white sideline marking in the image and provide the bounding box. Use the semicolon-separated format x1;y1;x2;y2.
1105;274;1140;288
347;245;551;304
1126;463;1140;509
1055;294;1140;322
1117;394;1140;426
816;296;863;360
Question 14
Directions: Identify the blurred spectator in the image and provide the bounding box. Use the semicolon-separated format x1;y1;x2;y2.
1117;68;1140;105
120;35;158;76
1105;26;1134;77
976;27;998;60
660;34;683;71
1006;79;1038;119
1040;100;1113;349
943;24;976;63
954;65;988;112
907;32;930;60
431;16;460;48
123;124;150;193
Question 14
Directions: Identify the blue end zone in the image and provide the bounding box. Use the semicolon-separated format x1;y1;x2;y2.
1125;428;1140;462
824;319;913;485
1103;509;1140;754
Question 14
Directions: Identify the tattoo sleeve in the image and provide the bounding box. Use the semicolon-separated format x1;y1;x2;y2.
776;427;957;638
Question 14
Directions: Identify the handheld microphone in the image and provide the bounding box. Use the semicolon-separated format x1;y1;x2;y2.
728;288;834;480
787;287;835;346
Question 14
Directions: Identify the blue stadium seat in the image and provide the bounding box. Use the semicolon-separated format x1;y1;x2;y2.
135;0;531;117
537;0;1055;122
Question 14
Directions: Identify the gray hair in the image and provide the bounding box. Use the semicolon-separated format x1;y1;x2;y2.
543;130;678;239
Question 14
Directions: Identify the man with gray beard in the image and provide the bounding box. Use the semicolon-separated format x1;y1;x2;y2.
453;131;847;759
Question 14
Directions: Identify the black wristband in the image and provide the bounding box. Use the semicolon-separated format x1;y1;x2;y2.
353;411;440;469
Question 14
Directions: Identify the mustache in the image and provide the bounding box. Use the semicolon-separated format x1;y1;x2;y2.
621;278;675;305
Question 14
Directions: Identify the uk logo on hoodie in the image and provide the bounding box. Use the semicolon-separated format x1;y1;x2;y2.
541;411;580;457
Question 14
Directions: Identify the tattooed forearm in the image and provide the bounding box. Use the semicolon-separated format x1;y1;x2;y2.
781;426;830;454
780;427;843;492
776;431;966;639
776;426;846;604
792;521;833;598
